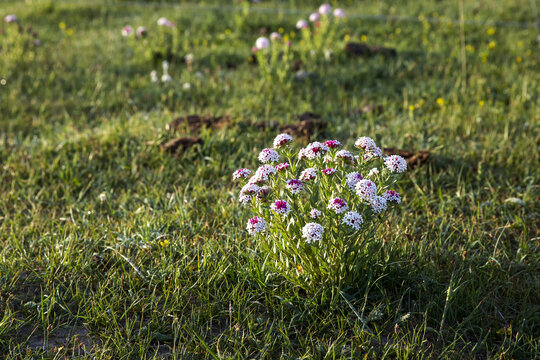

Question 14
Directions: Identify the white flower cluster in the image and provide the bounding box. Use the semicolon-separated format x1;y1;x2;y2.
342;211;363;230
271;200;291;216
247;217;267;235
302;223;324;243
233;168;251;180
273;133;294;148
300;168;318;181
345;172;363;190
327;198;349;214
286;179;305;194
310;209;322;219
384;155;407;173
355;179;377;201
304;142;329;160
258;148;280;163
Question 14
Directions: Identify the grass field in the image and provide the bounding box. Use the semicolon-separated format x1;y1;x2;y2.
1;0;539;358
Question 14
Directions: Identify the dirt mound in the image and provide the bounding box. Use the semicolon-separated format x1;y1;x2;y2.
167;115;231;132
161;137;203;157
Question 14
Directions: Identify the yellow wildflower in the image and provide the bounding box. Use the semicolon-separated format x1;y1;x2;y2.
479;100;485;107
487;27;495;35
516;56;522;63
66;28;74;36
360;34;367;42
409;105;415;111
344;34;350;41
466;44;474;53
59;22;66;30
225;28;231;35
436;98;445;106
488;41;496;49
278;27;284;34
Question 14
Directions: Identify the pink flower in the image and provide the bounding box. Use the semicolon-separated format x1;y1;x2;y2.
121;25;133;37
286;179;304;194
328;198;349;213
4;14;18;23
275;163;290;172
355;179;377;201
309;12;320;22
296;20;309;29
322;168;336;175
333;8;346;18
233;168;251;180
270;32;281;41
271;200;291;215
383;190;401;203
241;183;261;195
384;155;407;173
247;216;267;235
324;140;341;148
318;3;332;15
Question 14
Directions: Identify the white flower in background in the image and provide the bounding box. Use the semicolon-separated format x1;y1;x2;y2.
4;14;18;23
183;83;192;90
270;32;281;41
150;70;158;83
342;211;363;230
247;216;267;235
255;164;277;178
300;167;318;181
255;37;270;50
239;193;252;205
309;12;320;22
273;133;293;148
302;223;324;243
136;26;147;38
318;3;332;15
310;209;322;219
296;20;309;29
157;17;175;27
345;172;363;190
298;148;307;160
370;195;387;214
121;25;133;36
258;148;280;163
333;8;346;18
367;168;379;178
161;73;172;82
355;179;377;201
324;49;333;60
99;193;107;204
385;155;407;173
328;198;349;214
184;53;194;64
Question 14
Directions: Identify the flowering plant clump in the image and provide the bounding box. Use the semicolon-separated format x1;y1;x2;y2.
233;133;407;289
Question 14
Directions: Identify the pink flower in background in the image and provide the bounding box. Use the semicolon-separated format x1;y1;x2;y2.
4;14;18;23
273;133;293;148
121;25;133;36
336;149;354;162
318;3;332;15
305;142;329;159
333;8;346;18
355;136;377;151
309;12;320;22
322;168;336;175
270;32;281;41
296;20;308;29
324;140;341;148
